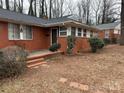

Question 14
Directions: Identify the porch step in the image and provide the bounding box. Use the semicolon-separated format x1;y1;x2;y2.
27;58;44;65
27;51;64;60
27;58;46;68
27;51;63;68
27;61;47;68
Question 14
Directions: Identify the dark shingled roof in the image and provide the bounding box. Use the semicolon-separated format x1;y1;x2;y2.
96;22;120;30
46;17;72;24
0;8;47;26
0;8;98;30
0;9;83;27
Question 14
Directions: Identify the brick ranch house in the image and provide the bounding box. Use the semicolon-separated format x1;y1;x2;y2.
0;9;100;54
96;22;121;43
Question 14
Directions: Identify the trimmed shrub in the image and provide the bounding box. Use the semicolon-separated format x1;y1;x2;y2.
103;38;110;45
89;37;105;53
49;43;61;52
111;38;117;44
0;46;28;79
97;39;105;49
67;36;76;54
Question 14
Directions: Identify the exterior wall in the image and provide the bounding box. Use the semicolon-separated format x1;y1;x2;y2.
98;29;120;40
98;31;105;39
0;21;50;51
58;37;90;54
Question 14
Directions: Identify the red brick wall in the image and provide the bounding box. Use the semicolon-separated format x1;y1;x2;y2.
0;21;50;51
58;37;90;54
98;31;105;39
57;37;67;52
98;29;120;40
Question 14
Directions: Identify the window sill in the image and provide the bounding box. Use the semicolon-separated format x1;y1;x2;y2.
9;39;33;41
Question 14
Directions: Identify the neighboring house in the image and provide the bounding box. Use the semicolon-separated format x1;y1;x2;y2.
96;22;121;42
0;9;99;54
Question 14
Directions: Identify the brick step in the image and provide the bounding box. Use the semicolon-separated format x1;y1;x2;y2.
27;51;64;61
27;61;47;68
27;58;44;65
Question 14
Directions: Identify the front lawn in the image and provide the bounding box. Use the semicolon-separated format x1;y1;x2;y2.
0;45;124;93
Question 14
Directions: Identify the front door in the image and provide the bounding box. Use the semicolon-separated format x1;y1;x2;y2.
51;28;58;44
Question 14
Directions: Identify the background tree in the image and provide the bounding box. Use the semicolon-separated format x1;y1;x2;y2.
120;0;124;45
39;0;45;17
0;0;3;8
91;0;102;25
49;0;52;19
5;0;10;10
77;0;92;25
28;0;34;16
101;0;120;24
0;0;121;24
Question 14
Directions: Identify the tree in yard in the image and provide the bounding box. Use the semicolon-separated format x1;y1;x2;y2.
120;0;124;45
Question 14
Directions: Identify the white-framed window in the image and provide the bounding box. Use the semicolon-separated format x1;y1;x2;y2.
71;27;76;36
77;28;82;37
83;29;87;37
105;31;109;38
59;27;67;36
8;23;32;40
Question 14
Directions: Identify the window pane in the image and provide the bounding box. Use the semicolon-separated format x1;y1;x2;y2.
8;24;14;40
71;27;76;36
26;26;32;39
83;29;87;37
14;25;20;39
78;28;82;36
60;32;66;35
59;27;67;36
60;27;67;31
22;26;26;40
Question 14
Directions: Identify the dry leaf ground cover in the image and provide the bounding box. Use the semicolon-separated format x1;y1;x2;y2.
0;45;124;93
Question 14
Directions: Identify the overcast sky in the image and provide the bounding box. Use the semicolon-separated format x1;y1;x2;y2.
2;0;121;22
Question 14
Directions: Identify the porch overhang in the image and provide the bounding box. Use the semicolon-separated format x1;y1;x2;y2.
45;21;99;31
0;17;45;27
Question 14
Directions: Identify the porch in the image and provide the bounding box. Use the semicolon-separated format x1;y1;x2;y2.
27;50;63;68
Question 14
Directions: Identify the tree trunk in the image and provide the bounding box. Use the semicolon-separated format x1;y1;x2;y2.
34;0;37;16
5;0;9;10
28;0;34;16
19;0;23;13
49;0;52;19
14;0;16;11
120;0;124;45
0;0;3;8
42;0;45;16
